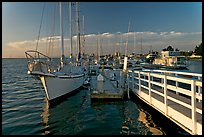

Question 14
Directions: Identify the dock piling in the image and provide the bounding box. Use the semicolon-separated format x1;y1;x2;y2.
191;79;197;134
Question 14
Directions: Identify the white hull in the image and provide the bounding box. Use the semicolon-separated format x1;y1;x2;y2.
25;2;85;103
40;74;84;101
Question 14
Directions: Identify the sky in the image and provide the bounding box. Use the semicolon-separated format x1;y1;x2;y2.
2;2;202;58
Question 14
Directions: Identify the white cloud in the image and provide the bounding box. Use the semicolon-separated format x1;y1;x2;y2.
159;31;185;37
8;40;35;49
188;32;202;35
101;32;110;36
3;31;202;58
84;34;97;37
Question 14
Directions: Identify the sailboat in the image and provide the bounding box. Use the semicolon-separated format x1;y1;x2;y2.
25;2;85;102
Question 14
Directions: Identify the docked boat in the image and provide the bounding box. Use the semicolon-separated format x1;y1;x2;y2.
152;51;189;70
25;2;85;102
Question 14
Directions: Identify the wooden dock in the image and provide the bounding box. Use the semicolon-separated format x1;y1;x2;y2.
126;69;202;135
90;70;124;102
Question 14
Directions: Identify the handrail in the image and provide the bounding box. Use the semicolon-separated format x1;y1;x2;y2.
25;50;51;60
127;69;202;135
141;69;202;77
25;50;53;73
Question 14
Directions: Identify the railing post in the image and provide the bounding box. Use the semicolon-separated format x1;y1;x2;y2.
161;72;164;90
138;71;141;96
163;74;168;115
148;72;152;104
151;73;153;87
191;79;197;134
175;73;178;94
198;76;201;102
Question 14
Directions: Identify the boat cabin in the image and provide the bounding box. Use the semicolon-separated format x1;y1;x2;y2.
154;51;188;67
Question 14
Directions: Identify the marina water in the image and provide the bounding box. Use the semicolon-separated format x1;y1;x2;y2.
2;58;201;135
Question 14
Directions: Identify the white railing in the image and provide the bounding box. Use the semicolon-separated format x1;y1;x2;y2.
127;69;202;135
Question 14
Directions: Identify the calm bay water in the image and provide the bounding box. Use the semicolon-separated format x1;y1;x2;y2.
187;59;202;73
2;58;201;135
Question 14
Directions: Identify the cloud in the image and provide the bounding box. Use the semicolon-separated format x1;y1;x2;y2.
159;31;184;37
101;32;110;36
7;40;36;49
84;34;97;37
188;32;202;35
7;35;71;49
3;31;202;58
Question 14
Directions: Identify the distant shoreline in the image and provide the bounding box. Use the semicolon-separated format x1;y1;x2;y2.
2;57;59;59
2;58;26;59
2;57;202;61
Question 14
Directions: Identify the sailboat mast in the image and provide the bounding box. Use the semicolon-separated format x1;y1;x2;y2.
120;33;122;58
99;33;101;58
60;2;65;58
125;21;130;56
78;5;81;57
134;32;136;54
114;33;116;57
69;2;72;58
123;21;131;73
75;2;81;62
82;15;85;55
141;37;142;55
97;33;100;62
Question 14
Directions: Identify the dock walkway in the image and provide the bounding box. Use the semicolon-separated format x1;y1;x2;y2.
90;70;124;101
127;69;202;135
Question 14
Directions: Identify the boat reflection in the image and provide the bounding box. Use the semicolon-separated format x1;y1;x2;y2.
120;102;165;135
120;118;133;135
137;109;164;135
40;98;50;135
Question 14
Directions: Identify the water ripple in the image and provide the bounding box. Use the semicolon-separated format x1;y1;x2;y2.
3;59;195;135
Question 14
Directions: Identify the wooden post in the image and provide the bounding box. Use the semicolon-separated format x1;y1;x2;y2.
191;79;197;134
148;72;151;104
163;74;168;115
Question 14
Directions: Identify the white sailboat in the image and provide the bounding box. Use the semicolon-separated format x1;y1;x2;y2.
25;2;85;102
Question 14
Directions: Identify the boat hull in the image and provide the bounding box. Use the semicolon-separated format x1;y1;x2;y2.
40;74;84;101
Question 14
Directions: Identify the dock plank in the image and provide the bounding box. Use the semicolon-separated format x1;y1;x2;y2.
90;72;123;101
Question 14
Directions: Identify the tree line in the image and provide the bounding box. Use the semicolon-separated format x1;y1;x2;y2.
162;43;202;56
